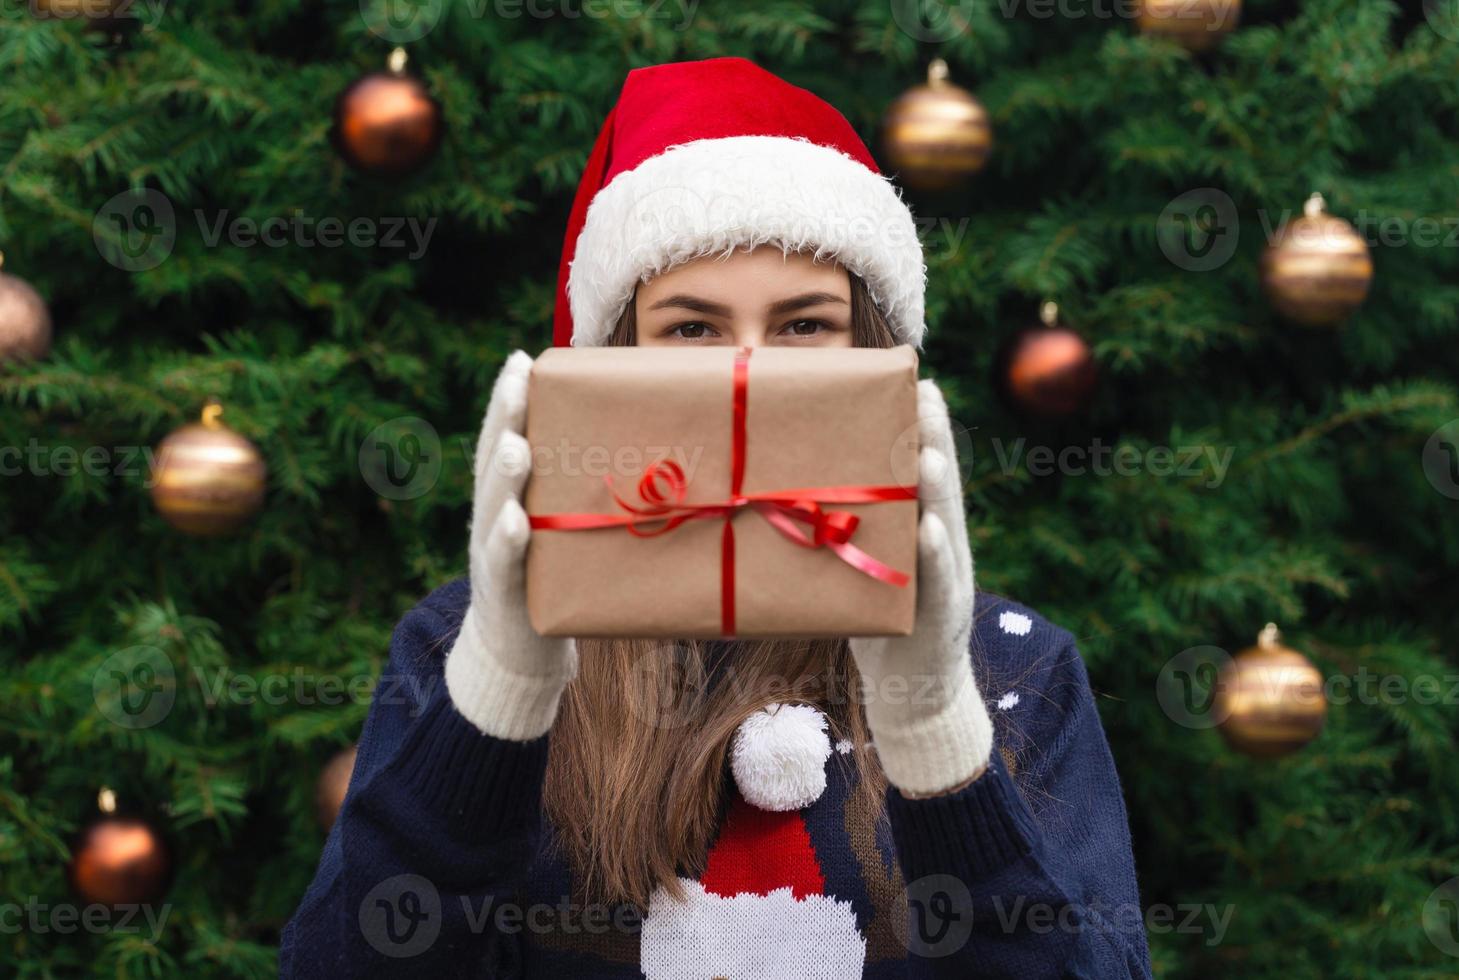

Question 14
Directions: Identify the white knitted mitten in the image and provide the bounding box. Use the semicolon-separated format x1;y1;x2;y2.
444;351;578;741
849;380;993;797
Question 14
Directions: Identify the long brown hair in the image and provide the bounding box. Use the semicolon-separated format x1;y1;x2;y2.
542;267;897;909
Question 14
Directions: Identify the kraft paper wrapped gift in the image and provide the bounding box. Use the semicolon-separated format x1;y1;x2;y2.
525;346;920;638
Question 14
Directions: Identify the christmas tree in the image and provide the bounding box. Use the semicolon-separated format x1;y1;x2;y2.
3;1;1458;976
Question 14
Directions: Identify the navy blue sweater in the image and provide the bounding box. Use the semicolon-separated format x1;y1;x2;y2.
280;579;1152;978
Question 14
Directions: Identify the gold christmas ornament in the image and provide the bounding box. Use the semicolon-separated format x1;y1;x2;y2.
1137;0;1241;51
315;744;358;832
150;402;267;536
332;47;444;178
0;251;53;365
880;59;992;192
1261;192;1373;327
1214;623;1327;759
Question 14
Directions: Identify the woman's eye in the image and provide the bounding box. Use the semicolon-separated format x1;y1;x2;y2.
670;322;715;339
782;319;826;337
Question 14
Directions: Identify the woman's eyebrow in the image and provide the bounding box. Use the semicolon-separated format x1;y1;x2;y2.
766;291;849;315
646;294;733;317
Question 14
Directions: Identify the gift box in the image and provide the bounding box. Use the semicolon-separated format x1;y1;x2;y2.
524;346;919;638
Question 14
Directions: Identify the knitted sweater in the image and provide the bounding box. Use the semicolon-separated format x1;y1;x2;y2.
280;578;1153;978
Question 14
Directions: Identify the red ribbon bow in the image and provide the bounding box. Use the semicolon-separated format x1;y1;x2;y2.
529;348;914;635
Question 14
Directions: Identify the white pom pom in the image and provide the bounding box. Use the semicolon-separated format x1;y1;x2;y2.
730;704;832;811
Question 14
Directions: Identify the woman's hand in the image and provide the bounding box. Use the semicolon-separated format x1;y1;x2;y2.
849;379;992;797
444;351;578;741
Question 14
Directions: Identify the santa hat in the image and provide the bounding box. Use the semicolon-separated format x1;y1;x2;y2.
553;57;926;349
640;703;868;977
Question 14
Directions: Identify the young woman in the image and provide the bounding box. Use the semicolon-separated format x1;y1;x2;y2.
282;58;1152;978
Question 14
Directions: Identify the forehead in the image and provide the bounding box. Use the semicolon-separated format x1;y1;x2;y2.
639;246;849;300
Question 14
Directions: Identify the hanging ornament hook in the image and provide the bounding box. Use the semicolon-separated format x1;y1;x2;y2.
1040;301;1059;327
98;787;117;814
201;400;224;428
1257;622;1282;648
388;46;408;75
927;58;949;87
1303;193;1326;219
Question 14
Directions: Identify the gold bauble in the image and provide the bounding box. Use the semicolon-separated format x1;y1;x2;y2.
881;59;992;192
315;744;358;832
1213;623;1327;759
150;403;267;536
1261;193;1373;327
1137;0;1241;51
0;252;53;364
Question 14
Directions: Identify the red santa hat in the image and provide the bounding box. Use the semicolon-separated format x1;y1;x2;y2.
553;57;926;349
640;703;868;976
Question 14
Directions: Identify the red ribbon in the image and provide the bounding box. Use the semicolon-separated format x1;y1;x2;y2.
529;347;914;635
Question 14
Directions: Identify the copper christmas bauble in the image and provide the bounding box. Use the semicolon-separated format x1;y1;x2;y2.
333;48;443;178
1000;303;1098;419
1213;624;1327;759
150;404;267;536
881;59;992;192
0;255;52;364
1261;193;1373;327
1137;0;1241;51
68;813;173;907
315;744;358;832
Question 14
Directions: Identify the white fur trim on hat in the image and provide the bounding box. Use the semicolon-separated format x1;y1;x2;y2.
567;135;927;348
730;703;833;812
